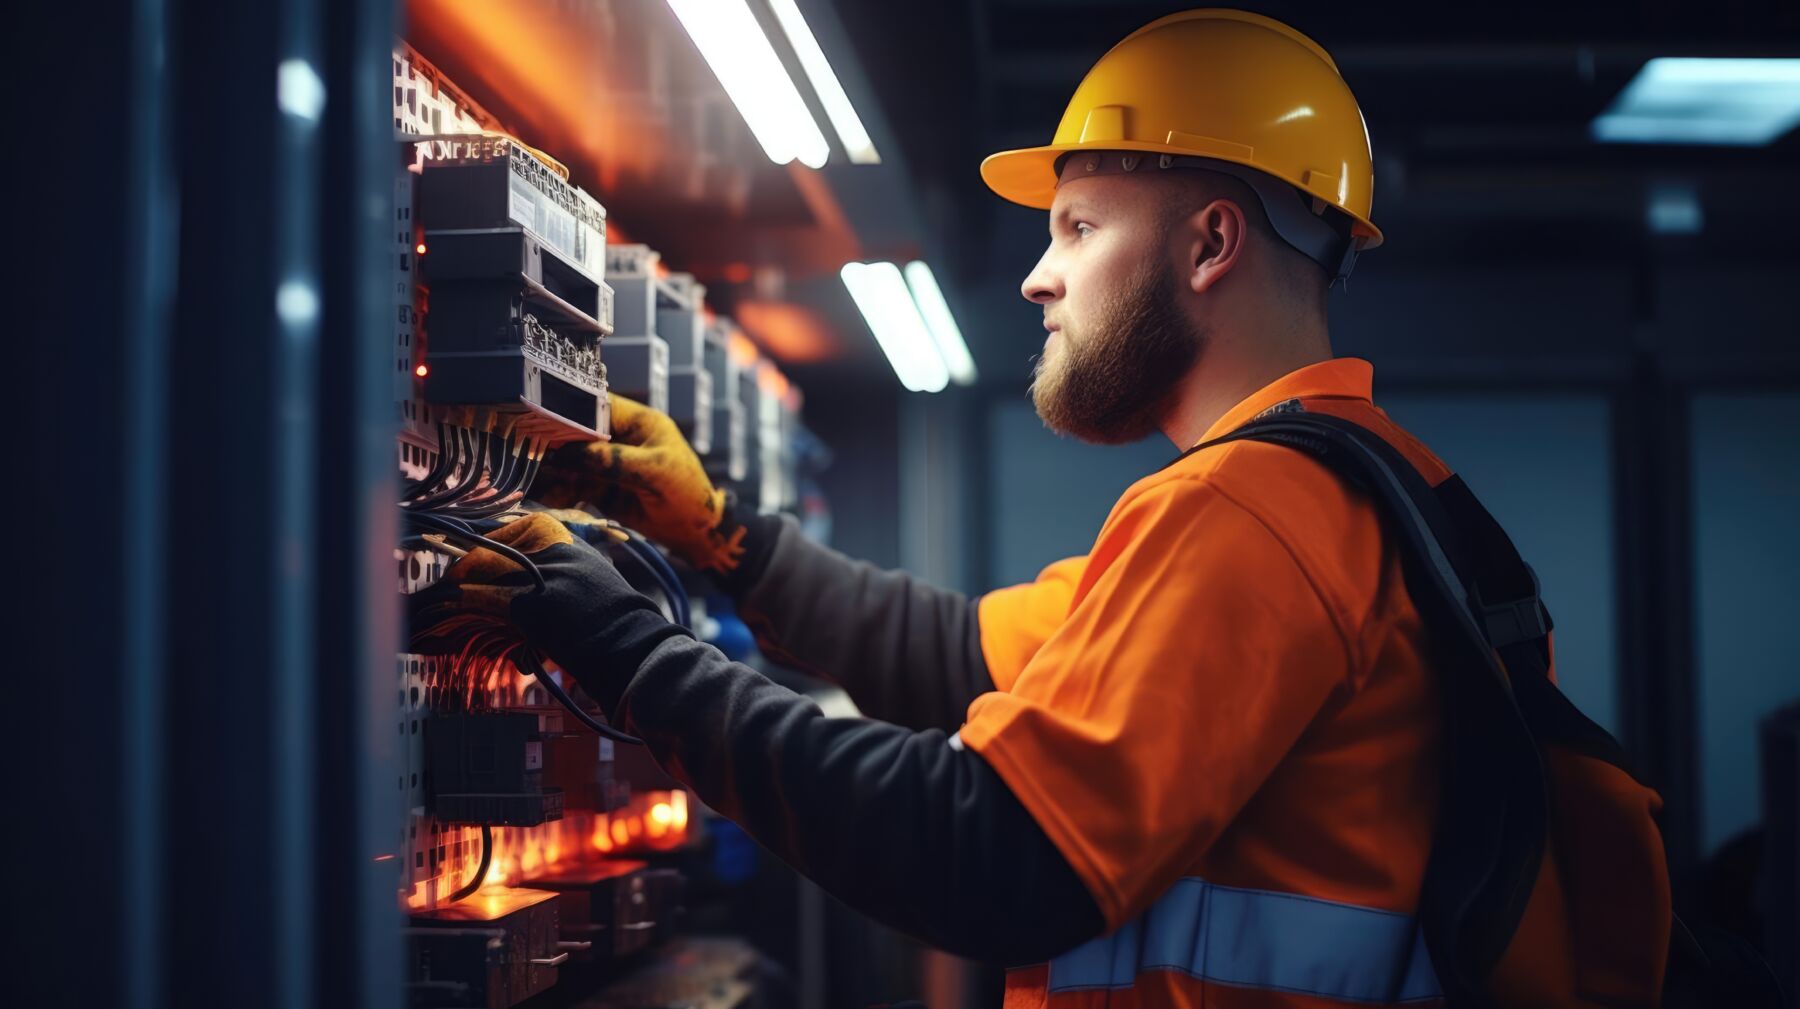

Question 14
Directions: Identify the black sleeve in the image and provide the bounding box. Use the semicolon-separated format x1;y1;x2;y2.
503;536;1106;964
535;600;1102;964
717;510;993;733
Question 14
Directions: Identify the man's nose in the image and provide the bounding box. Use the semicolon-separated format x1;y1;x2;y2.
1021;247;1062;305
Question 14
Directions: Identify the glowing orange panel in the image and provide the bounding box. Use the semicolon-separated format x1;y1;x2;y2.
417;886;559;923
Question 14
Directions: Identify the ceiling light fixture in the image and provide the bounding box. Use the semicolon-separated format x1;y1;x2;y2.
665;0;831;167
840;262;949;393
902;262;976;385
1593;57;1800;146
765;0;881;164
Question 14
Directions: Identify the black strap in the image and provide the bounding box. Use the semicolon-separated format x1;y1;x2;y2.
1200;411;1727;1004
1199;413;1549;1008
1433;476;1552;651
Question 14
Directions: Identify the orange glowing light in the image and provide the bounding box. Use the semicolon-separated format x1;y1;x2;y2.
649;802;673;826
723;262;753;284
415;363;429;378
421;885;558;922
728;332;760;369
734;300;839;364
415;242;428;255
611;820;629;846
756;362;789;399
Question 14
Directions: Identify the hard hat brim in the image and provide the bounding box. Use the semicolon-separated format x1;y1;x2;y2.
980;141;1385;250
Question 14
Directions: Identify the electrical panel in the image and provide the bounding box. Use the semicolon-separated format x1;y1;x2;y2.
388;43;813;1007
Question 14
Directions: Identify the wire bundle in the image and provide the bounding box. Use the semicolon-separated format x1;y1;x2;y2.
400;423;695;752
402;417;548;519
403;510;657;745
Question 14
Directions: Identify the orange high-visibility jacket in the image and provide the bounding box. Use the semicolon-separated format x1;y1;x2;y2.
734;357;1667;1007
968;359;1664;1008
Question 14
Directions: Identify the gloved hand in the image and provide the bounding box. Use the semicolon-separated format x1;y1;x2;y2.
407;513;689;718
532;394;749;573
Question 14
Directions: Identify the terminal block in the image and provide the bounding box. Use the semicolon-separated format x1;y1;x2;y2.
653;272;714;452
669;367;713;454
541;731;629;814
703;346;753;488
406;887;565;1008
414;135;613;444
421;305;609;443
414;133;607;282
423;227;614;333
603;336;669;415
695;320;736;473
428;712;565;827
606;243;662;339
656;272;705;367
530;859;683;960
604;245;709;444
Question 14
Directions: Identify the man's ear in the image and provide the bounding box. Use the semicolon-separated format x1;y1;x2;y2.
1180;198;1247;296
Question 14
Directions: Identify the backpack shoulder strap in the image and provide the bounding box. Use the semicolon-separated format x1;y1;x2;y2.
1198;411;1549;1007
1203;410;1719;1002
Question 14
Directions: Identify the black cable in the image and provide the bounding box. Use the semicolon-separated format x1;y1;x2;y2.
611;536;691;629
444;823;492;903
404;512;546;593
515;649;643;745
404;509;656;746
621;531;691;629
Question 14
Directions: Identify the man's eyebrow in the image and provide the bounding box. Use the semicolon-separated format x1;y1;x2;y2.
1051;200;1095;226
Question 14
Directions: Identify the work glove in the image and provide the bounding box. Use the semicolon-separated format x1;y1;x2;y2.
407;513;689;718
532;393;750;574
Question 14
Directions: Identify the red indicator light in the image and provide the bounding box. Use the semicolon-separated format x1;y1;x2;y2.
415;243;427;255
415;364;429;378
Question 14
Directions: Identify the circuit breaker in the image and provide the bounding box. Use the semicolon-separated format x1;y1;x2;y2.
389;43;791;1007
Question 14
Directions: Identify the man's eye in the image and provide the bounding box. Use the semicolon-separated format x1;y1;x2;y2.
1074;222;1095;238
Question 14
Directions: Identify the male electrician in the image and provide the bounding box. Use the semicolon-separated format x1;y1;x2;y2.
413;11;1618;1007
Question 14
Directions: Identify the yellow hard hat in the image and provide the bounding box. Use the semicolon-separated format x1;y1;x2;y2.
981;9;1383;262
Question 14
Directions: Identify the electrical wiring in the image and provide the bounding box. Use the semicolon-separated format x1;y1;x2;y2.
605;541;676;621
537;515;691;629
403;509;682;747
620;532;691;629
444;823;493;903
404;512;547;593
513;648;644;745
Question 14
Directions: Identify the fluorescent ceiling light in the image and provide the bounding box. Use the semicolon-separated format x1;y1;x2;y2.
765;0;881;164
666;0;831;168
1593;57;1800;146
902;262;976;385
840;262;949;393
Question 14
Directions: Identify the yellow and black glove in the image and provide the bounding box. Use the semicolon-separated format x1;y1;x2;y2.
408;513;688;718
533;393;774;582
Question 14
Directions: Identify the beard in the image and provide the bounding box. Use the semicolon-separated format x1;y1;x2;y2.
1029;260;1204;445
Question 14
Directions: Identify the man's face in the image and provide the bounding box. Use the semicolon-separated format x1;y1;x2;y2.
1020;175;1204;445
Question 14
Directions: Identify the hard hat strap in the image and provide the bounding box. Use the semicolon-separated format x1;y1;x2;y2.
1055;151;1362;285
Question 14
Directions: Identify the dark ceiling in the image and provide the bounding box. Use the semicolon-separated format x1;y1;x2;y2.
820;0;1800;387
405;1;1800;391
